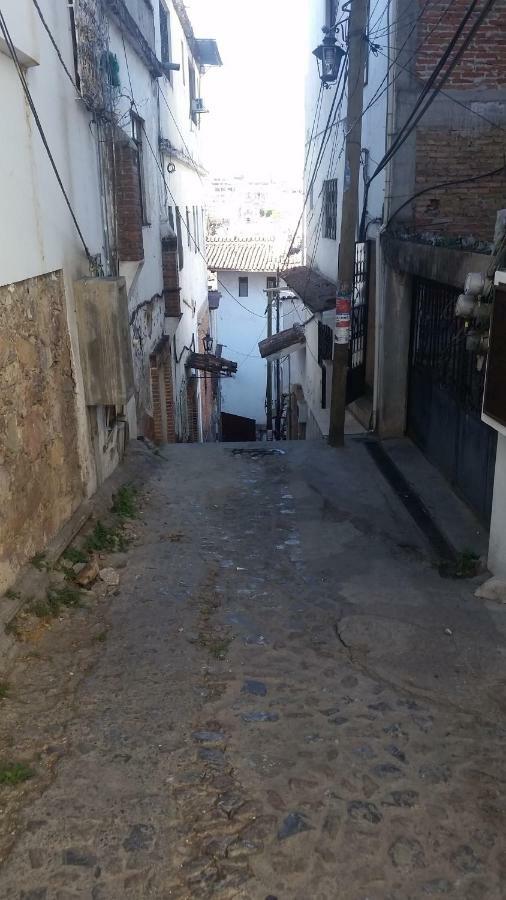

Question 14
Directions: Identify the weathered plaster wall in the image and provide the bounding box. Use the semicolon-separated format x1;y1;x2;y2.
0;271;83;592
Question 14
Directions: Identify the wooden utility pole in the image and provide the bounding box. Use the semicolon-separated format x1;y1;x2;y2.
328;0;368;447
266;293;273;438
275;273;282;439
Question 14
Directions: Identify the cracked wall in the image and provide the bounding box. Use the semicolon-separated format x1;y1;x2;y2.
0;270;84;592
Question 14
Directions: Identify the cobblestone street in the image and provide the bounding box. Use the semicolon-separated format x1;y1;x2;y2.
0;440;505;899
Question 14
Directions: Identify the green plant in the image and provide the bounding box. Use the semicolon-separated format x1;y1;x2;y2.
29;585;83;620
439;549;481;579
5;589;20;601
62;546;88;565
0;681;9;700
94;630;107;643
85;520;120;553
111;484;138;519
5;617;21;638
0;761;34;786
30;552;47;571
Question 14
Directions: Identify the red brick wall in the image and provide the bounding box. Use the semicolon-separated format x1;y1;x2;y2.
113;139;144;262
416;0;506;87
161;237;181;317
415;129;506;240
411;0;506;241
149;342;176;444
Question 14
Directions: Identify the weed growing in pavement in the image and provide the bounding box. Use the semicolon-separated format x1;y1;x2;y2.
62;546;89;565
29;585;83;620
0;761;34;786
0;681;9;700
439;549;481;579
5;616;22;638
94;630;108;643
4;589;20;601
111;484;138;519
84;520;128;553
198;631;233;660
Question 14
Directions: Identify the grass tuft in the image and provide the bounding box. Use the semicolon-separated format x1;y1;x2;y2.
5;589;20;602
439;549;481;579
62;546;88;565
84;520;128;553
0;761;34;786
29;585;83;619
111;484;138;519
0;681;9;700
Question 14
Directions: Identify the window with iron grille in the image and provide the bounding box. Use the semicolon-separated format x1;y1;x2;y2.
323;179;338;240
239;277;249;297
175;206;184;270
159;2;173;81
318;322;333;364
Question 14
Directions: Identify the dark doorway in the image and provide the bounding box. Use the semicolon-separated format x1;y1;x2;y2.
221;412;256;442
407;276;497;524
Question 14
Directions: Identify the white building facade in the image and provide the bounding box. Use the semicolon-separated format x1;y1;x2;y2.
207;238;282;437
0;0;220;592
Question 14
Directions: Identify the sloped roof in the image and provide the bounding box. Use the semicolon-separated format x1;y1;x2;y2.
206;238;282;273
280;265;336;314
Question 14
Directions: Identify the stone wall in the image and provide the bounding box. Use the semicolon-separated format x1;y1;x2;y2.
0;271;83;592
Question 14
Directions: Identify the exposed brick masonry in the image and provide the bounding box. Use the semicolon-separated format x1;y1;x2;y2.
113;137;144;262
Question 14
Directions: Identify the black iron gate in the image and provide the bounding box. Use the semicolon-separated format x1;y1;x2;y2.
407;276;497;523
347;241;369;404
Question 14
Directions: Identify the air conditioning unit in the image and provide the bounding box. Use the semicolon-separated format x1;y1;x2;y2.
191;97;208;114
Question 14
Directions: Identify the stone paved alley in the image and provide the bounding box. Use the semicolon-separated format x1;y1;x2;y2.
0;440;506;899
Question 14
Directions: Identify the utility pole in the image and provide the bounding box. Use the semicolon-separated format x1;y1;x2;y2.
275;272;282;439
266;292;273;439
328;0;368;447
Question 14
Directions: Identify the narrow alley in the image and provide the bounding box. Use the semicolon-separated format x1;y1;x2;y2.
0;440;505;899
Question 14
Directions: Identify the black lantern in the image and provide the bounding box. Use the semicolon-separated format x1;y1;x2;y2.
203;332;213;353
313;29;345;85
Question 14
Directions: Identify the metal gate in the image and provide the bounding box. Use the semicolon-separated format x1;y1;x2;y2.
347;241;369;404
407;276;497;523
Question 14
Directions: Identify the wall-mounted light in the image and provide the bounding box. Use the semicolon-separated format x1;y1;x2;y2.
313;29;345;86
203;332;214;353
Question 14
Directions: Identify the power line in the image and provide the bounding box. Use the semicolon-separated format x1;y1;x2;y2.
157;82;206;187
0;8;92;262
120;34;265;320
360;0;497;236
386;162;506;229
30;0;78;91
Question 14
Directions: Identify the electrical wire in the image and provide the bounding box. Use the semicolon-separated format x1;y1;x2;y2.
157;82;206;187
120;34;265;320
386;162;506;229
0;8;92;262
30;0;78;91
360;0;498;237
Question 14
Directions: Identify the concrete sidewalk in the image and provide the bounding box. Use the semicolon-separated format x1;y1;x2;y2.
0;440;505;899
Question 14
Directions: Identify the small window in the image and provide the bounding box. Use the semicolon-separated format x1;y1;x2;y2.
168;205;174;232
159;2;172;80
181;41;186;84
238;277;249;297
131;113;149;225
193;206;198;252
176;206;184;270
323;178;338;240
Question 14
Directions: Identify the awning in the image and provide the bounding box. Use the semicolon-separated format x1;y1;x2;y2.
280;265;336;314
187;352;237;376
258;325;305;361
194;39;222;66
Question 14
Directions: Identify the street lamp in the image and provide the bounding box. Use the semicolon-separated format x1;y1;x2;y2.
203;332;213;353
313;29;345;86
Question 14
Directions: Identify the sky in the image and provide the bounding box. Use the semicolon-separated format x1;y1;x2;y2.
185;0;307;186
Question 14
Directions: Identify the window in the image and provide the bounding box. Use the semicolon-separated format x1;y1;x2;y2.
181;41;186;84
189;61;198;124
159;2;172;80
131;113;148;225
176;206;184;270
326;0;338;28
193;206;198;252
323;178;338;240
238;277;249;297
168;205;174;233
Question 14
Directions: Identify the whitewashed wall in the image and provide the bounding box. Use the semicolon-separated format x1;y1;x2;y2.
215;271;271;426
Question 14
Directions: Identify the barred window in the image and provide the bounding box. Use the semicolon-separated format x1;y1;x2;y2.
323;178;338;240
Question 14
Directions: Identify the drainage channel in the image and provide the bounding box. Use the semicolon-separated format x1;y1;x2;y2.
361;439;456;562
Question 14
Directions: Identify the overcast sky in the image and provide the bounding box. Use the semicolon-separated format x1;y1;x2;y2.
185;0;307;185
